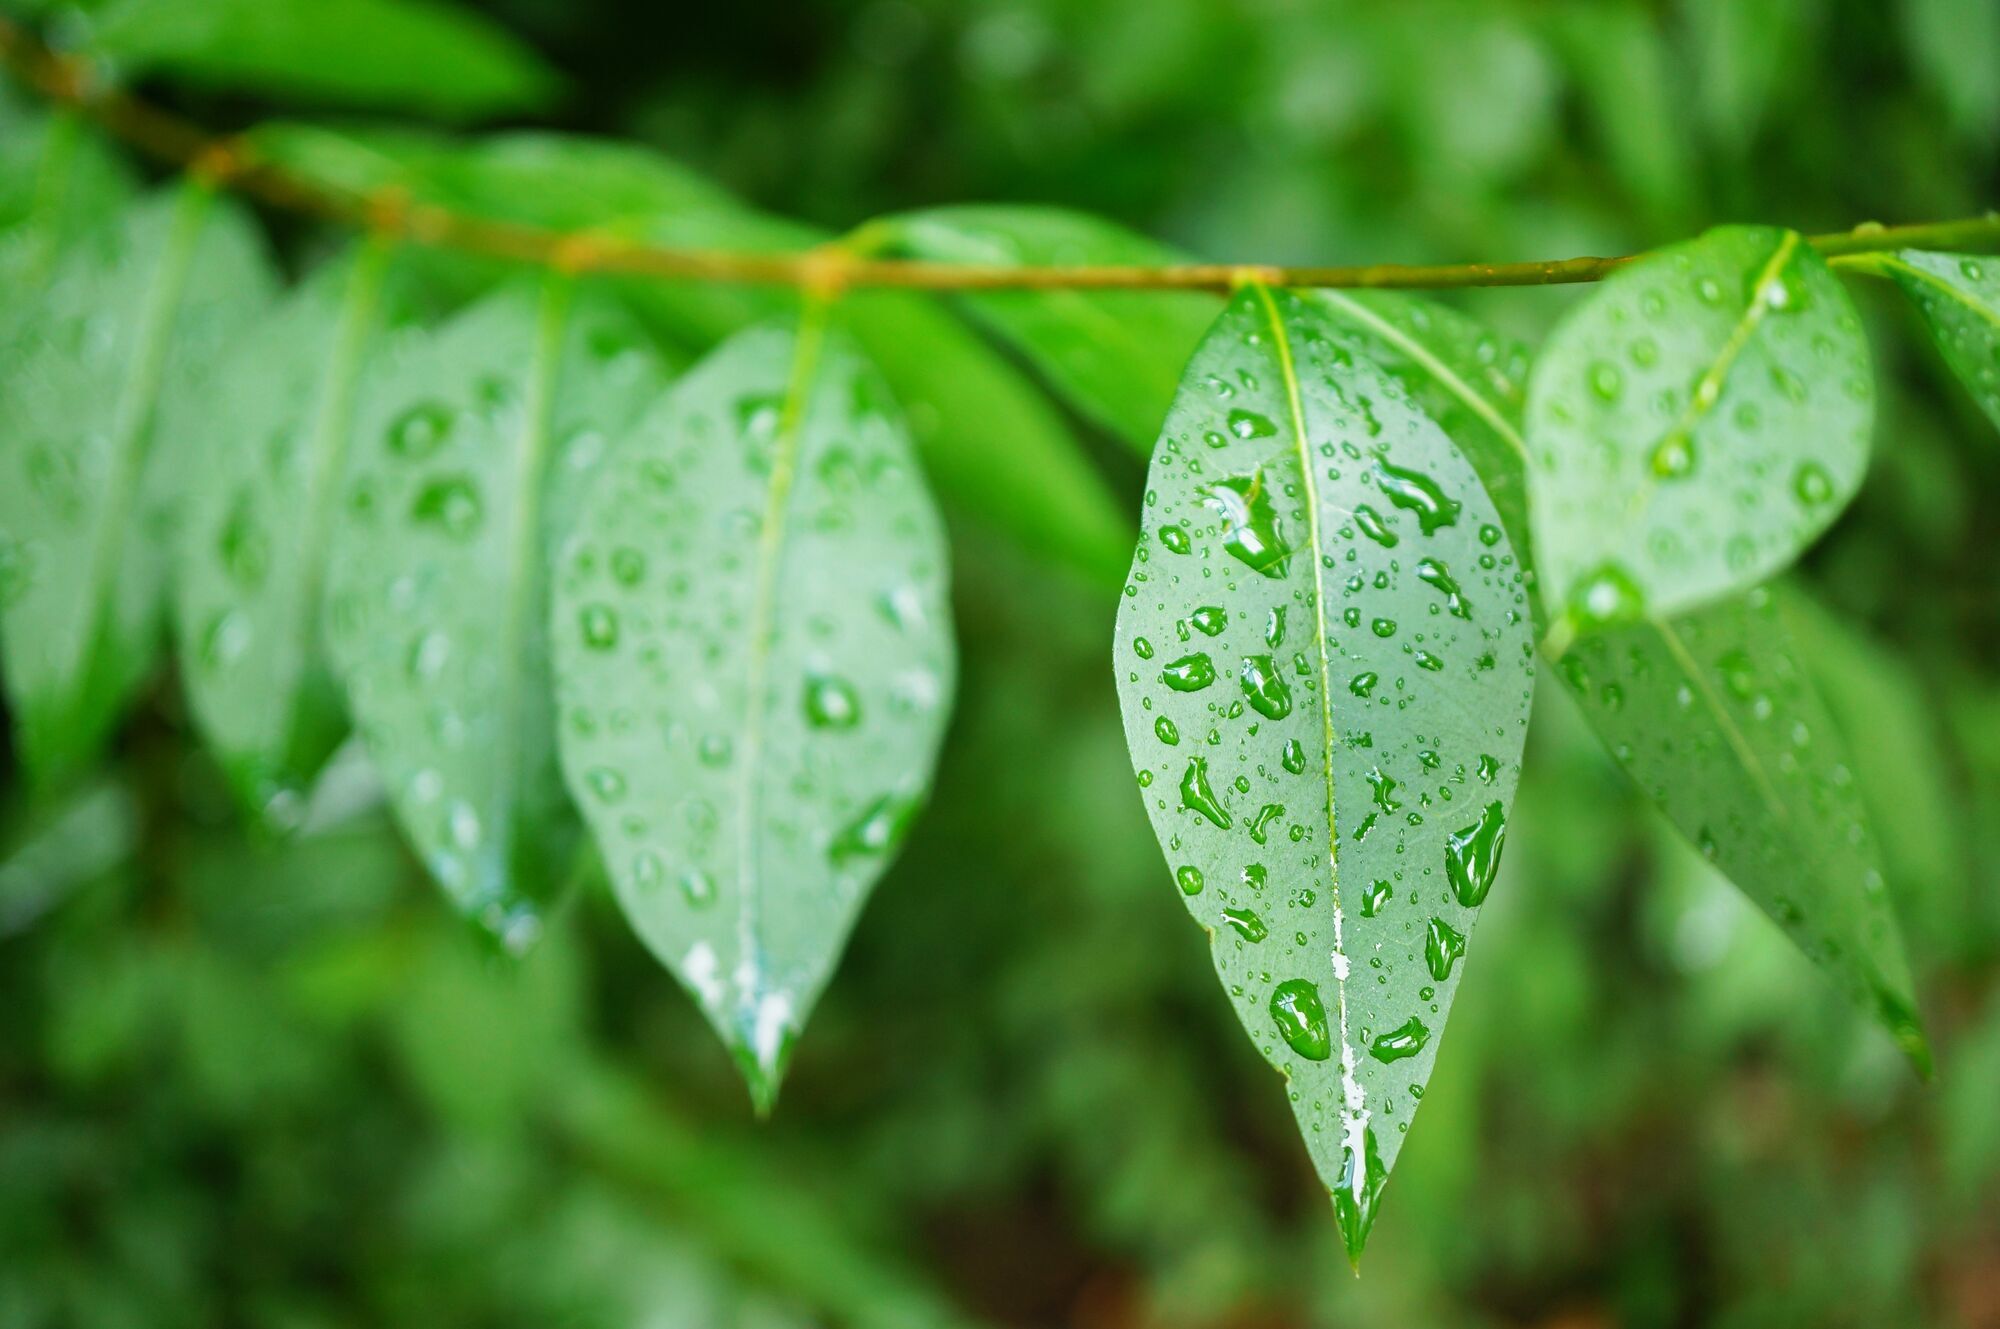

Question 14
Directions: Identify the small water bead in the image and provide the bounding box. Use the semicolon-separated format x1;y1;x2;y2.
1242;863;1268;891
1414;558;1469;618
1222;907;1268;942
1201;471;1292;578
579;604;619;650
1476;753;1500;784
1282;739;1307;774
1227;408;1277;439
1349;671;1379;698
1158;523;1193;554
1445;800;1507;907
1793;462;1835;507
1238;654;1293;719
1352;505;1398;547
1413;650;1443;672
1246;803;1284;844
1425;917;1466;980
1370;618;1397;639
1190;606;1227;636
1569;562;1644;627
610;546;647;585
804;673;863;730
630;851;664;892
1360;878;1393;917
1368;1016;1430;1064
697;734;733;767
1176;864;1205;896
1268;979;1333;1061
388;400;453;460
411;475;483;539
1650;431;1695;478
1161;653;1216;692
829;792;920;863
680;870;716;908
1155;716;1180;745
1587;360;1624;401
1134;636;1155;660
1373;460;1461;534
585;766;627;802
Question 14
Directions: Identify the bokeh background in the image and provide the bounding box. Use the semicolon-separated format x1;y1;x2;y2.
4;0;2000;1325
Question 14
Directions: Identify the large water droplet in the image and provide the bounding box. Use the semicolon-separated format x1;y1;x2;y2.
1238;654;1293;719
1445;800;1507;907
1179;757;1232;828
1200;469;1292;577
1222;906;1268;942
804;673;862;729
1368;1015;1430;1063
1424;917;1466;980
1373;460;1460;535
1161;653;1216;692
1268;978;1332;1061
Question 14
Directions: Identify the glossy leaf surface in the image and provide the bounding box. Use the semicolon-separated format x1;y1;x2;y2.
85;0;559;119
323;279;668;947
0;185;275;782
550;318;955;1110
884;206;1219;449
1113;285;1535;1260
172;246;393;826
1877;249;2000;433
1556;584;1927;1069
1527;225;1873;624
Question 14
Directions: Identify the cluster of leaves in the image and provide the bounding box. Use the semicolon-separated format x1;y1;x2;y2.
2;0;1998;1269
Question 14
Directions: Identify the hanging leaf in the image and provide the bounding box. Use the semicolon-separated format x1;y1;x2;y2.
0;108;136;298
171;244;398;828
0;184;276;784
1555;583;1928;1070
83;0;560;120
1868;250;2000;433
1113;285;1536;1262
1527;225;1873;627
322;278;669;949
549;315;955;1112
881;206;1220;449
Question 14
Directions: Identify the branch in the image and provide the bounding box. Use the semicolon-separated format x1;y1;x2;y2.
4;17;1997;294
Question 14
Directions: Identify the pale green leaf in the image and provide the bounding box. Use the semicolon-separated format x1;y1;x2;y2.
1872;250;2000;434
1555;583;1927;1070
0;184;276;783
881;206;1220;449
1113;285;1536;1261
84;0;559;119
322;279;669;948
550;316;955;1111
171;245;396;827
1527;225;1873;626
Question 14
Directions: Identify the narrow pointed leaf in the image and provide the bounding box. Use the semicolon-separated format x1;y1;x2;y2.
1556;584;1927;1070
322;279;668;948
1527;225;1873;625
85;0;560;119
882;206;1220;448
550;317;955;1111
172;245;396;827
1113;286;1536;1260
1873;250;2000;433
0;185;276;782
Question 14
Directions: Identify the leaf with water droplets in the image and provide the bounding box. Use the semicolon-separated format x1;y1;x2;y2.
0;185;277;784
1527;225;1873;626
1113;285;1536;1261
1555;583;1927;1070
1874;250;2000;436
549;316;954;1112
881;206;1220;449
170;246;405;828
322;278;668;949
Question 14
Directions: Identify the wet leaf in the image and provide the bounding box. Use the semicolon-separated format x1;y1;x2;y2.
85;0;560;120
1113;285;1536;1261
882;206;1219;448
1873;250;2000;434
0;185;276;783
171;245;395;828
322;279;668;949
549;316;955;1112
1556;583;1928;1070
1527;225;1873;626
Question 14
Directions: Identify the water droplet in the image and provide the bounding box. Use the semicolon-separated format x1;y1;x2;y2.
1793;462;1834;507
1200;470;1292;577
1349;671;1378;698
1587;360;1623;401
1222;907;1268;942
1650;430;1695;478
388;401;453;460
1227;408;1276;440
1368;1015;1430;1063
586;766;626;802
1352;504;1398;547
201;610;251;670
1445;800;1507;907
681;869;715;907
829;792;920;863
407;630;450;681
579;604;619;650
1179;757;1233;828
411;475;482;539
1360;878;1393;917
1190;606;1227;636
1269;978;1332;1061
1569;563;1644;627
1161;653;1216;692
1238;654;1293;719
804;673;862;729
1374;460;1460;535
611;546;647;585
1158;523;1192;554
1154;716;1180;745
1425;917;1466;980
1414;558;1469;618
1176;864;1205;896
1282;739;1306;773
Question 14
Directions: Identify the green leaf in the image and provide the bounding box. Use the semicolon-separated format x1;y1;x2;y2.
1554;583;1927;1070
0;184;276;783
1527;225;1873;626
0;108;136;298
1870;250;2000;434
1113;285;1536;1261
1901;0;2000;146
880;206;1220;449
84;0;559;120
549;314;955;1111
322;278;669;949
171;245;397;827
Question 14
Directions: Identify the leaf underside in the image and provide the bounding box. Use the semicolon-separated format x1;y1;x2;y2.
1113;285;1536;1261
550;316;955;1111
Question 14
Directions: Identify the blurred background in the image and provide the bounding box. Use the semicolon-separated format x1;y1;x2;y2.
4;0;2000;1324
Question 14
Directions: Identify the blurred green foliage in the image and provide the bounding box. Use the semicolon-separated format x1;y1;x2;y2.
4;0;2000;1325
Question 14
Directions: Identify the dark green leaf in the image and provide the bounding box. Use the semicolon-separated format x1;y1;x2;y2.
321;278;668;948
0;184;276;783
84;0;559;119
1901;0;2000;146
171;245;396;826
881;206;1219;449
1555;583;1927;1069
1527;225;1873;626
1113;285;1536;1261
1871;250;2000;433
0;107;135;298
550;315;955;1111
